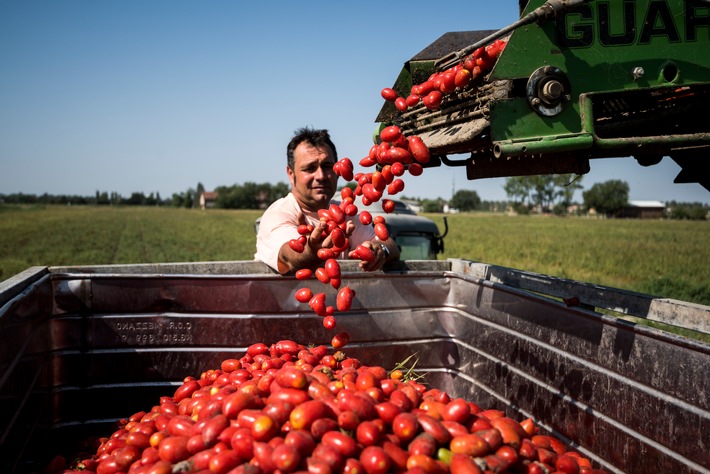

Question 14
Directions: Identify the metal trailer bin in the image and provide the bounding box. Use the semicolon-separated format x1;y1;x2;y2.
1;259;708;473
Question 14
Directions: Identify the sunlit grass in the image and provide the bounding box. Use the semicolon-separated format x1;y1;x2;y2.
2;205;708;305
426;212;710;305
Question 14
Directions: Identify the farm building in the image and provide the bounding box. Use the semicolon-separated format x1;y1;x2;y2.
620;200;666;218
199;191;218;210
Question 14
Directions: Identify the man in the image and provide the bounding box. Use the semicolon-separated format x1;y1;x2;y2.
255;127;399;274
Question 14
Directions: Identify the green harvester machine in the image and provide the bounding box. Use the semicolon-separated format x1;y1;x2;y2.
376;0;710;190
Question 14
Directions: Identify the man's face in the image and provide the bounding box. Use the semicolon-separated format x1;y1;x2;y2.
287;142;338;212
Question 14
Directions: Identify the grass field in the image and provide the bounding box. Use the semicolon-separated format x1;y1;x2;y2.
1;205;709;305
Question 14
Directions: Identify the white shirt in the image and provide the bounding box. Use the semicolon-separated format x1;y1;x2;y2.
254;193;376;271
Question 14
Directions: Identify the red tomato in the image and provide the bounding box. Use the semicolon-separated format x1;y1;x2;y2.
353;245;375;262
387;178;405;195
417;80;436;96
556;454;581;474
336;157;354;181
455;68;472;89
489;416;526;449
289;400;333;430
359;154;376;167
380;125;402;143
439;71;456;93
173;380;200;403
208;449;241;474
288;239;305;253
336;286;354;312
422;90;442;110
450;433;491;457
406;94;421;107
449;452;483;474
324;258;341;279
295;268;312;280
382;199;395;213
408;163;424;176
518;438;538;461
315;268;330;284
284;429;317;457
331;227;346;248
328;203;345;224
443;398;471;424
390;162;405;176
251;414;278;441
356;420;382;447
374;223;389;241
125;431;151;450
166;416;194;438
408;432;437;457
392;412;419;442
344;458;365;474
385;146;411;164
295;287;313;303
219;359;241;373
381;87;398;101
158;436;190;463
317;247;335;260
407;136;430;164
359;445;390;474
323;315;336;330
463;54;476;72
322;431;357;458
371;171;386;192
274;366;308;389
331;331;350;349
310;417;340;441
359;211;372;225
395;97;408;111
374;401;402;424
271;443;301;472
362;183;383;203
308;293;327;316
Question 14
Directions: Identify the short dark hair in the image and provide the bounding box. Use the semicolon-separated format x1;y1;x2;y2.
287;127;338;170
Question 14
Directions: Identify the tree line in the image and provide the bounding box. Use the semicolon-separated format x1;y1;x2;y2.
2;175;707;219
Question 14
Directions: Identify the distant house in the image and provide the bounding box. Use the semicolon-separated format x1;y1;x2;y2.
621;200;666;218
199;191;218;210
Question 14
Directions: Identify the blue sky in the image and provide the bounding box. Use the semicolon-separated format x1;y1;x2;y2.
1;1;708;205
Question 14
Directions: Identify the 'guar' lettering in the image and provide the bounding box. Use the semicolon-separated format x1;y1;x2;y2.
556;0;709;48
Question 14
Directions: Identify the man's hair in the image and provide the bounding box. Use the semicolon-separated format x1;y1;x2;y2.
287;127;338;170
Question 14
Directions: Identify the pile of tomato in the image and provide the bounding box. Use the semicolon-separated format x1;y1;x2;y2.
52;340;607;474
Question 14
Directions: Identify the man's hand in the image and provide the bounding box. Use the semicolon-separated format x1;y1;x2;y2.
348;238;398;272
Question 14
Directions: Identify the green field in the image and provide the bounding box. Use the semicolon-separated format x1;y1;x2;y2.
1;205;709;305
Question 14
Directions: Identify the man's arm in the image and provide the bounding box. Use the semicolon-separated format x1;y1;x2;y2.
276;220;331;274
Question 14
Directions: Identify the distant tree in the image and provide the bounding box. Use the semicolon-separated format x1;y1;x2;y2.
126;192;146;205
555;174;583;207
145;192;159;206
171;192;186;207
450;189;481;211
667;201;708;220
184;188;195;208
269;182;290;204
583;180;629;217
505;174;583;213
96;191;110;205
503;176;531;206
422;198;444;213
